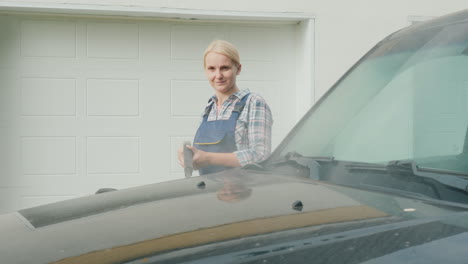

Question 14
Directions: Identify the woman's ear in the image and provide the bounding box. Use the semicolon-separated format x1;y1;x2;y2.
236;64;242;75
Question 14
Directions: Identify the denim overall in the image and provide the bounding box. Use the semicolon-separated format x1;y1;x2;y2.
194;93;250;175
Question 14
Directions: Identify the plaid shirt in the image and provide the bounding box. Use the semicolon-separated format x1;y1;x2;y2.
203;89;273;166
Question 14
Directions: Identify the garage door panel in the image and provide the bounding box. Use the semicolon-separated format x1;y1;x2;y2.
20;176;81;194
171;24;225;60
21;19;77;58
86;78;140;116
86;22;139;59
230;26;282;62
139;22;171;66
21;136;77;175
83;67;143;79
168;116;201;134
238;61;281;81
86;136;140;174
20;117;80;137
168;59;206;75
19;58;82;77
140;77;171;119
171;79;212;117
21;77;77;116
82;58;142;69
81;119;142;136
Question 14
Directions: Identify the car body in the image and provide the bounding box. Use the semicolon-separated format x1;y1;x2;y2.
2;8;468;264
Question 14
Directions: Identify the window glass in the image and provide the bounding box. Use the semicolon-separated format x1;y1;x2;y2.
278;22;468;173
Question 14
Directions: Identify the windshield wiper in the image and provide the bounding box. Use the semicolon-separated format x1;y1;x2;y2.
268;151;335;180
346;159;468;196
387;160;468;193
271;151;335;164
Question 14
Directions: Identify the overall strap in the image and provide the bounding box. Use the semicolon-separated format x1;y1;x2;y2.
232;93;250;114
203;101;214;117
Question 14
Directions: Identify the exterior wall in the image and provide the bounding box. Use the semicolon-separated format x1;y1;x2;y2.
1;0;467;99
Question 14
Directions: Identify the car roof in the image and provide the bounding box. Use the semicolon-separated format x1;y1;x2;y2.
389;9;468;40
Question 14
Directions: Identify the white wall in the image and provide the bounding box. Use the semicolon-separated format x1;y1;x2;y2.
1;0;467;100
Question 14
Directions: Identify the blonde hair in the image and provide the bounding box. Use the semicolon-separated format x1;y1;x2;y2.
203;40;240;67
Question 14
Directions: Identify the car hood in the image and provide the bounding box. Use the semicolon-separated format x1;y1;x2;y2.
1;168;468;264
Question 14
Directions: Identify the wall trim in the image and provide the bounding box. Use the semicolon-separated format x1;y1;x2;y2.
0;1;315;22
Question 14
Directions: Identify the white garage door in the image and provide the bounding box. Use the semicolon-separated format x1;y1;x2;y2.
0;13;302;212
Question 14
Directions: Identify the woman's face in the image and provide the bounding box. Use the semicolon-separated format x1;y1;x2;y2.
204;52;241;97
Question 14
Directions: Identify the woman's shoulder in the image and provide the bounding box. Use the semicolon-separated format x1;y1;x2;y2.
241;91;273;122
244;91;269;107
246;92;264;100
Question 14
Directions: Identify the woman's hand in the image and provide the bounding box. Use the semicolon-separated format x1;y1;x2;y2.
178;145;242;170
186;145;209;169
178;145;209;169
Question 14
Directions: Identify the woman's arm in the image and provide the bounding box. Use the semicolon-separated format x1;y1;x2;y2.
234;95;273;166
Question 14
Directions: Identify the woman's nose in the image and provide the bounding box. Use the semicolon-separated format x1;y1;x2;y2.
215;70;223;78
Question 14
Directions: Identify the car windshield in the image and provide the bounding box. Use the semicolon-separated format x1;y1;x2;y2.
273;19;468;175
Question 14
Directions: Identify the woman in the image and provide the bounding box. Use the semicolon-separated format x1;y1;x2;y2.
178;40;273;175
